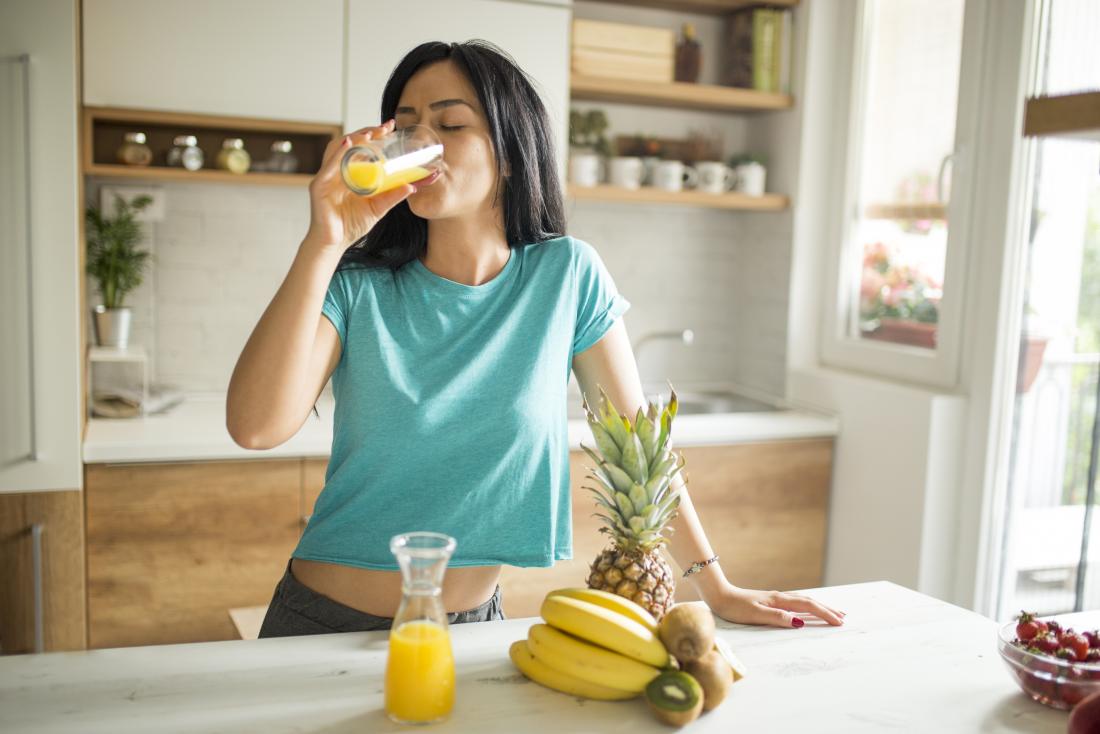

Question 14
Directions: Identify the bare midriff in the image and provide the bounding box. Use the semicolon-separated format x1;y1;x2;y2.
290;558;503;618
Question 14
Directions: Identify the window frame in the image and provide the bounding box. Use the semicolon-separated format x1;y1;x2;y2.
819;0;984;389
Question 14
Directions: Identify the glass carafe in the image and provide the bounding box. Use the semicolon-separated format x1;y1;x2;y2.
384;531;457;725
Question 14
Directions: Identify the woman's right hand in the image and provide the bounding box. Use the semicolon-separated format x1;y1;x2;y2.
303;119;416;253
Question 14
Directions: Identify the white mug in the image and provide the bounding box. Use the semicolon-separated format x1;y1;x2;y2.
609;156;644;189
570;151;605;187
695;161;737;194
653;160;699;192
734;161;767;196
641;156;662;186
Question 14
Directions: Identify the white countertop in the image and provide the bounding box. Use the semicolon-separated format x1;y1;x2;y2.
0;581;1065;733
82;391;838;464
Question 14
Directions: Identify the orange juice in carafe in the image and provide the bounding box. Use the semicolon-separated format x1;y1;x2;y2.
384;532;457;725
384;620;454;722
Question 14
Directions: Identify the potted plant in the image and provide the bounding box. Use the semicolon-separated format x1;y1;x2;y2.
86;193;153;348
568;109;612;186
859;241;942;348
1017;308;1051;393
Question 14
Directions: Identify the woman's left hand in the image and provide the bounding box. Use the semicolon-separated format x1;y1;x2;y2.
705;583;847;628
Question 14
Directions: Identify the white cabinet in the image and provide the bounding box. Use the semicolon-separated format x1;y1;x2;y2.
82;0;344;123
0;0;82;493
344;0;571;184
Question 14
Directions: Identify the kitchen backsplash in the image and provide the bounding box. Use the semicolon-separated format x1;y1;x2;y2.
86;180;789;400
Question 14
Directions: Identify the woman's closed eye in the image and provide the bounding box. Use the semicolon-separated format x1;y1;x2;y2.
439;124;465;131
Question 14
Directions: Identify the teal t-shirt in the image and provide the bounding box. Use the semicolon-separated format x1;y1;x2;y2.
292;235;630;570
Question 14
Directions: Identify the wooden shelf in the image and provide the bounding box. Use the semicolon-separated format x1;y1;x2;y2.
1024;91;1100;142
587;0;799;15
84;164;314;187
864;202;947;221
568;184;788;211
82;106;340;187
571;73;792;113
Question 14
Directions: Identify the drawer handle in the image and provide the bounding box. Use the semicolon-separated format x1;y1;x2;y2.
31;523;44;653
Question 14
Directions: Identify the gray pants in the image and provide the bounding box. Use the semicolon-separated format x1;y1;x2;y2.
258;559;505;638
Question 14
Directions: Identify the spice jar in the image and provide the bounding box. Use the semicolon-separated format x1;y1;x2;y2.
116;132;153;166
166;135;204;171
216;138;251;174
267;140;299;173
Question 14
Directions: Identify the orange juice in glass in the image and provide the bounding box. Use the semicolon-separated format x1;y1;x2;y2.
384;532;457;725
341;124;443;197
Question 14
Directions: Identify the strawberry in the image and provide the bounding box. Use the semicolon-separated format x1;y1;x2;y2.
1033;632;1060;655
1056;647;1079;662
1065;633;1091;662
1085;630;1100;649
1016;611;1043;642
1087;648;1100;664
1048;620;1064;636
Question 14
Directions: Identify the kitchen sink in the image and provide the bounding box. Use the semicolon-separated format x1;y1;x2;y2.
565;390;777;420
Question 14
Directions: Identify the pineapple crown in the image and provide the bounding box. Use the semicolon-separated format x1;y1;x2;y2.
579;382;687;554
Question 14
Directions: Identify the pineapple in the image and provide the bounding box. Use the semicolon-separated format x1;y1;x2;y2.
579;383;686;621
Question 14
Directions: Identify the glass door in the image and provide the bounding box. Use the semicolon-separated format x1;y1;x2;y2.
995;0;1100;619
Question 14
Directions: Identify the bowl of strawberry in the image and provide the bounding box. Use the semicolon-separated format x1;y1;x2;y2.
999;610;1100;710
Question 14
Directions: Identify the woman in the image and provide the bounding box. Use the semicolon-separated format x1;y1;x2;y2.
228;40;845;637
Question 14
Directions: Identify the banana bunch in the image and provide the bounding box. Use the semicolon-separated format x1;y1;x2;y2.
508;587;670;700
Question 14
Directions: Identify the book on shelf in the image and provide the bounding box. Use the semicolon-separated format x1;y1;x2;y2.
722;7;793;94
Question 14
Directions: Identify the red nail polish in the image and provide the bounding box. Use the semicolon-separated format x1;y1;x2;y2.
792;617;805;628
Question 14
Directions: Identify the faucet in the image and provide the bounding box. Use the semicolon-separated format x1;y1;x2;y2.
631;329;694;390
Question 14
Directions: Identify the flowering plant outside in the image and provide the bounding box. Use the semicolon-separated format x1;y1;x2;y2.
860;241;943;326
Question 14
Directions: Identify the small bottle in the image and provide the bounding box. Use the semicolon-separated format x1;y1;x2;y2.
116;131;153;166
216;138;251;174
268;140;299;173
166;135;204;171
675;23;702;84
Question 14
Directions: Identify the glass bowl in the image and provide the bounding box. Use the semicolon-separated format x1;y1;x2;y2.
998;616;1100;710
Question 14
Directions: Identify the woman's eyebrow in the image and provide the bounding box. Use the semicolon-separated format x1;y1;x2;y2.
395;99;473;114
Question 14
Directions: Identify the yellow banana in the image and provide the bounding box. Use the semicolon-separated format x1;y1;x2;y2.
541;594;669;668
715;637;748;682
546;587;658;634
509;640;637;701
527;623;661;694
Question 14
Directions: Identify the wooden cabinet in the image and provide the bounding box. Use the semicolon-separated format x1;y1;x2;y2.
0;491;86;654
85;460;302;648
0;0;83;494
81;0;344;123
498;438;833;618
81;437;830;645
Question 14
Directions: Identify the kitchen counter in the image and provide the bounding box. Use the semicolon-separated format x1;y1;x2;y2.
0;581;1064;733
82;390;838;464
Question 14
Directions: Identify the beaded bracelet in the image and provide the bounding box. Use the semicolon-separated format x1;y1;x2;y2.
682;554;720;578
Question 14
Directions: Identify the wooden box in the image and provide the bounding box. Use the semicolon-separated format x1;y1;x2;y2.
571;18;674;83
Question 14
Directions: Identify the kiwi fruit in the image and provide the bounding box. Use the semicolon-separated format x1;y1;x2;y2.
658;603;716;665
684;649;734;712
645;670;704;727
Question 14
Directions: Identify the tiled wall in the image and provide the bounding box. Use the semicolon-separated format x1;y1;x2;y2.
86;180;311;396
85;179;792;401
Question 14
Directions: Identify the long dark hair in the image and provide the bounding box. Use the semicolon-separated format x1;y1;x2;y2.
338;40;566;272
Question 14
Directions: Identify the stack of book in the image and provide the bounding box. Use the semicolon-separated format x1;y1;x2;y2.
722;7;793;94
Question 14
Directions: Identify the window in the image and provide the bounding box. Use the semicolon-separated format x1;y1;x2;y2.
823;0;974;386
